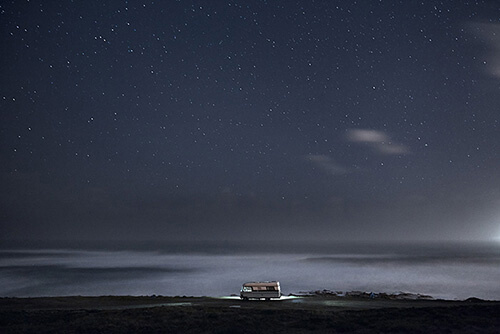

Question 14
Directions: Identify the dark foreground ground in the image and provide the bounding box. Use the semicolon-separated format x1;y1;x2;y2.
1;295;499;333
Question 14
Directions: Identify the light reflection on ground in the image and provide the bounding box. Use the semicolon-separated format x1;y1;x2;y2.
218;295;302;301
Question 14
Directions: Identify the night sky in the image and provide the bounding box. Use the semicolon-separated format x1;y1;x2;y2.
1;1;499;242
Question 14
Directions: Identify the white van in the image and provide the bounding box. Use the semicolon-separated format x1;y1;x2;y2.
240;281;281;300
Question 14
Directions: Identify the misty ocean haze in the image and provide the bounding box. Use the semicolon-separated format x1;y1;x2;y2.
1;240;499;300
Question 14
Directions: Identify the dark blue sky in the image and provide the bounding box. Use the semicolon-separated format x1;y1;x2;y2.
1;0;499;241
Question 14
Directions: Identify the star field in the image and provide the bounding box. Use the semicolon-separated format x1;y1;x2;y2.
1;0;500;241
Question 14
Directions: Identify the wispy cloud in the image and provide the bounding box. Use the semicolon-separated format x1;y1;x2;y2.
306;155;348;176
345;129;409;155
346;129;389;143
469;22;500;78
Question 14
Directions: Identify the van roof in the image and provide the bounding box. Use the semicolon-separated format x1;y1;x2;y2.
243;281;279;287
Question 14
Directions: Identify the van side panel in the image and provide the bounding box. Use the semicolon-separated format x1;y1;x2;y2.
240;281;281;299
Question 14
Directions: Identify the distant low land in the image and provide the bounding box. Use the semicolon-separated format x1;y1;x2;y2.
1;293;499;333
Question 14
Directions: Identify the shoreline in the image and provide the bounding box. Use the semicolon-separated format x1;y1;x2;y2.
2;294;498;311
2;289;497;305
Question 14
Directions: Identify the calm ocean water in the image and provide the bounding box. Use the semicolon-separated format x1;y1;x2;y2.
1;241;499;300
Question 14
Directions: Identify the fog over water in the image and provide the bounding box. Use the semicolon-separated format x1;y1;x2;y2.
1;241;499;300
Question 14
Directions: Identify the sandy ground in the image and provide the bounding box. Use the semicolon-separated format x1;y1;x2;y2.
1;295;499;333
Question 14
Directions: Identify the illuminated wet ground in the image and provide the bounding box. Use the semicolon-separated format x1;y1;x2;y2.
218;295;302;301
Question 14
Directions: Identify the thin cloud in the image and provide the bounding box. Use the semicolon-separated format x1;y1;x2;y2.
346;129;389;143
306;155;348;176
469;22;500;78
345;129;409;155
377;143;409;155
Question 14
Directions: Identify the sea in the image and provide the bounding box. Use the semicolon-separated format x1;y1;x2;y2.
1;240;499;300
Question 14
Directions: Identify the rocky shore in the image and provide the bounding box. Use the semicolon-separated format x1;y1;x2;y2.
294;290;435;300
